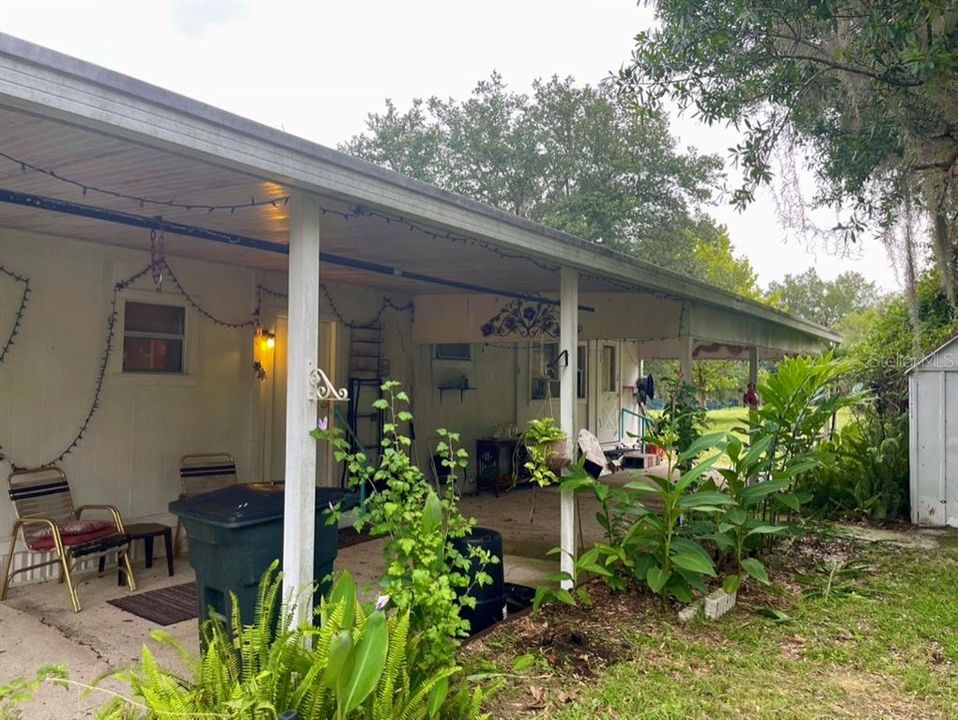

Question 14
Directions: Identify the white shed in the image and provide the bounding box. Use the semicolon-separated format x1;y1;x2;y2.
908;334;958;527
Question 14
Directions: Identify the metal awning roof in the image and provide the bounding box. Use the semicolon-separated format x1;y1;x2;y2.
0;32;840;349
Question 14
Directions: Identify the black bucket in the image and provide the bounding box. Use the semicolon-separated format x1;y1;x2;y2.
452;526;505;634
504;582;535;614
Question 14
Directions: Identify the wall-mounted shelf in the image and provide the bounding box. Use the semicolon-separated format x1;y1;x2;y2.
438;385;477;403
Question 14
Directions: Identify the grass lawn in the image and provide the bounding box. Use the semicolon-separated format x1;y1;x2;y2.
465;526;958;719
704;406;752;438
651;407;855;440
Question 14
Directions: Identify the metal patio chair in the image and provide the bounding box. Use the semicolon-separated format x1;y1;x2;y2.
173;453;238;556
1;466;136;612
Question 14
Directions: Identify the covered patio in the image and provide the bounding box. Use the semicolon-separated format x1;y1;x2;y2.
0;34;838;709
0;477;651;718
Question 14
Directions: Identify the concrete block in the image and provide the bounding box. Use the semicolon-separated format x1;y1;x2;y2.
678;600;702;623
704;588;736;620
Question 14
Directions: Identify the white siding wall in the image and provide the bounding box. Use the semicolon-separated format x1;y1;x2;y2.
414;343;520;491
1;228;260;582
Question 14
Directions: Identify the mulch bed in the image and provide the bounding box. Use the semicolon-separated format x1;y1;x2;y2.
462;580;653;714
461;531;872;717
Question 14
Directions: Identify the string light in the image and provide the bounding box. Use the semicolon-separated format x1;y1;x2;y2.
1;150;560;275
0;265;29;364
319;284;413;329
349;205;561;274
0;251;413;470
0;151;290;213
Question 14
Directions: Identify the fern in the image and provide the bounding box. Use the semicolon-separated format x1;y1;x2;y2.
93;564;482;720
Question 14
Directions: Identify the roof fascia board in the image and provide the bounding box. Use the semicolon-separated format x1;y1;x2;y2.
0;34;838;343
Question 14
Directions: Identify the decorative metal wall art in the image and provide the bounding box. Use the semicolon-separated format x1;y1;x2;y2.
481;296;559;338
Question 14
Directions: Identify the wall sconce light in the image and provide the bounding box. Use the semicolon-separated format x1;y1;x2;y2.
259;328;276;351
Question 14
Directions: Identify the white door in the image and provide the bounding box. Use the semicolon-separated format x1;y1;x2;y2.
596;341;621;443
946;372;958;527
270;317;337;486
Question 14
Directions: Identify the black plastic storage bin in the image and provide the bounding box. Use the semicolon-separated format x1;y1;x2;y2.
452;526;505;634
169;483;358;628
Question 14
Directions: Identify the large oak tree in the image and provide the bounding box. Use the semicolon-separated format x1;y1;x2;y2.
341;73;759;296
620;0;958;309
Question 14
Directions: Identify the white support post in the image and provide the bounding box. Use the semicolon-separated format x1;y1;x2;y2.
678;302;693;384
559;267;578;589
748;346;759;387
282;190;321;626
679;334;694;384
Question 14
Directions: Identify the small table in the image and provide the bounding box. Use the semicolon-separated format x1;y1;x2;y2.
475;437;527;496
124;522;174;577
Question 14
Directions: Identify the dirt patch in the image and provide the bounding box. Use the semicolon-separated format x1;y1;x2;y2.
776;531;859;572
826;671;950;720
462;580;650;716
465;580;642;677
840;521;946;550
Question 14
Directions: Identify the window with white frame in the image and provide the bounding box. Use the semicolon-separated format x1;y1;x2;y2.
602;344;617;392
122;301;186;373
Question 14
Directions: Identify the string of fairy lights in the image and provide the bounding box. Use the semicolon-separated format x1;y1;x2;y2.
0;253;413;470
0;150;562;275
0;265;29;364
0;147;656;468
0;150;292;214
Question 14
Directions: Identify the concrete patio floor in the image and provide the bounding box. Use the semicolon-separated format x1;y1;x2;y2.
0;471;652;718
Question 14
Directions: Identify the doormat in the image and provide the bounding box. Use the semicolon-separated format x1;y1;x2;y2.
338;525;377;548
108;582;197;626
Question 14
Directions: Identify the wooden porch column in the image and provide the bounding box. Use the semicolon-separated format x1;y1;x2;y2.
748;346;759;387
559;266;578;589
282;190;321;626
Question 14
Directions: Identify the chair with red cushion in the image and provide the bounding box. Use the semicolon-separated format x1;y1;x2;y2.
1;466;136;612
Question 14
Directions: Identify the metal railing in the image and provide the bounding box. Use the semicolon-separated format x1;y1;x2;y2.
619;407;651;453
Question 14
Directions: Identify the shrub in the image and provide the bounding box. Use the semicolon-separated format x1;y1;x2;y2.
0;667;66;720
536;353;859;606
94;565;466;720
654;376;707;469
805;407;909;520
315;381;495;676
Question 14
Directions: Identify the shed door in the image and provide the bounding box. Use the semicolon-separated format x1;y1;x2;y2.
915;372;944;524
946;372;958;527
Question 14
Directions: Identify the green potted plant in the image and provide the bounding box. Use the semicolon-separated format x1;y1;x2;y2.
523;417;569;486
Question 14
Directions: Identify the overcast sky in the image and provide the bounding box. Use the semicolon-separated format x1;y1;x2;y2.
3;0;900;291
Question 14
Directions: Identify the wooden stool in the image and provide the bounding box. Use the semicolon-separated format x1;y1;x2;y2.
110;522;174;578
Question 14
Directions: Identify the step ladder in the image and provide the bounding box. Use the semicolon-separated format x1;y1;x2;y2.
341;377;384;488
341;325;386;487
348;325;386;378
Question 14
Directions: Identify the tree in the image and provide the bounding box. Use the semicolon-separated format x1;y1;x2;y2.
765;269;884;327
687;218;760;298
343;73;760;289
621;1;958;307
849;270;957;415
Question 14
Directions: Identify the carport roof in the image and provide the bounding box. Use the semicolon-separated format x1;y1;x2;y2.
0;32;839;347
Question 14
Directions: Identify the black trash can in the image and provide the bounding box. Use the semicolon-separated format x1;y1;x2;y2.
169;483;358;628
452;526;505;634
